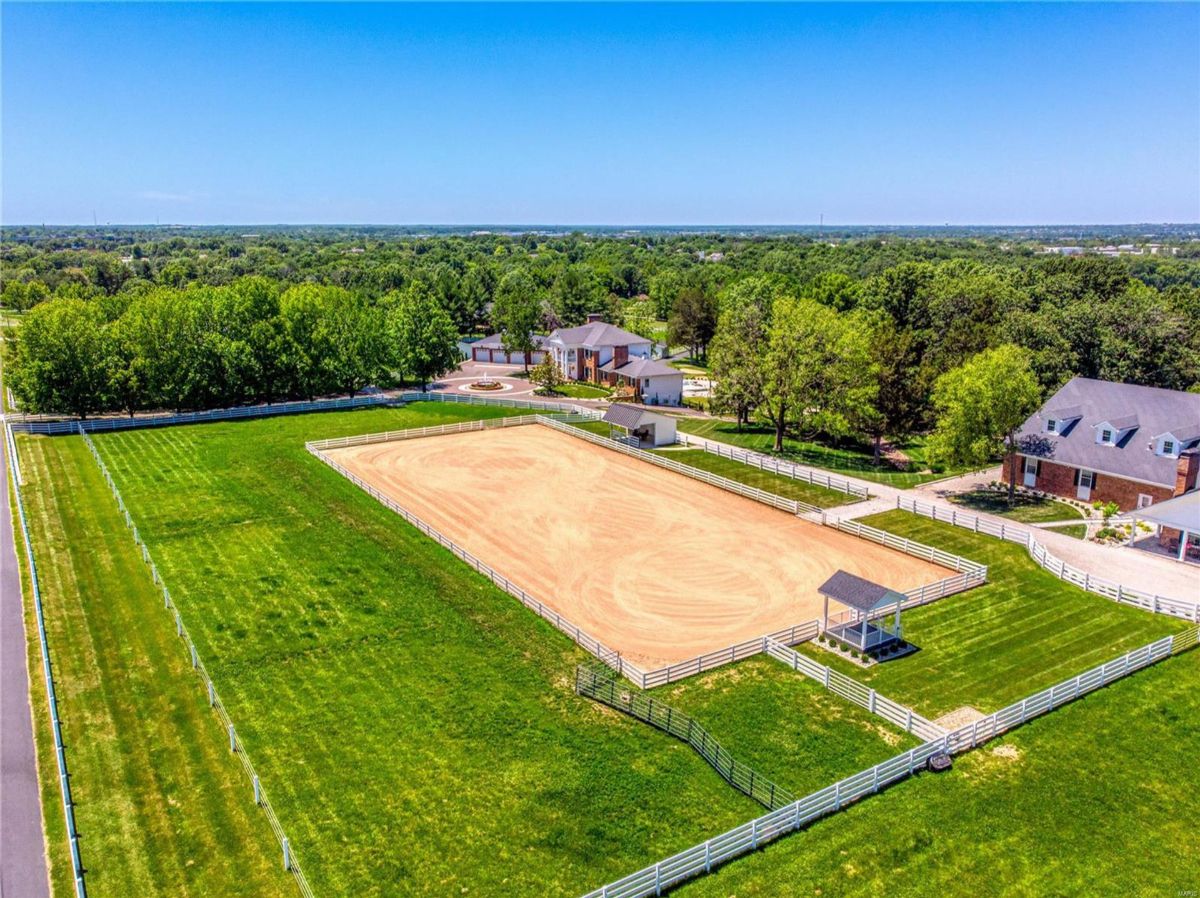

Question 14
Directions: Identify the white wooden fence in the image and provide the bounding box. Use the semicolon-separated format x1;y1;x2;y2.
763;638;946;741
8;390;597;435
305;413;595;452
580;624;1199;898
4;425;88;898
897;496;1199;622
633;622;821;689
77;427;316;898
677;433;871;499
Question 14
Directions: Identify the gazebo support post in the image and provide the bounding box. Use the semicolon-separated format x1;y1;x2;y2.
893;597;902;642
822;594;829;635
1181;529;1190;563
860;614;868;651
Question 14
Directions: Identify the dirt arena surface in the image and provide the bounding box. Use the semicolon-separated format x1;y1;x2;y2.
325;424;951;670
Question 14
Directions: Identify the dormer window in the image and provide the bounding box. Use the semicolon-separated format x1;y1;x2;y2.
1162;440;1176;456
1100;429;1113;444
1045;419;1057;434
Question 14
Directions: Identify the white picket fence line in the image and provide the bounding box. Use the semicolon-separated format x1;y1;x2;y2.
897;496;1199;622
763;638;946;740
581;625;1199;898
4;425;88;898
77;427;316;898
7;390;598;435
634;622;822;689
677;433;871;499
305;413;594;452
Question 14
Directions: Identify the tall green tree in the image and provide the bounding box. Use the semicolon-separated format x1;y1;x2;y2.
550;264;601;326
386;282;460;390
927;344;1042;503
756;297;875;452
491;268;543;372
9;298;110;417
668;287;719;361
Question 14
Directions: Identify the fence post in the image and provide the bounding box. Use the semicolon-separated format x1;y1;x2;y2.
283;837;290;871
190;644;198;669
253;775;261;806
868;689;876;714
208;680;215;707
229;724;236;753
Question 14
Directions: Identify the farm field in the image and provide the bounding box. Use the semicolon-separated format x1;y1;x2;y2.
796;511;1183;717
673;418;958;487
649;448;853;509
677;648;1200;897
14;434;293;898
84;404;765;896
323;423;949;668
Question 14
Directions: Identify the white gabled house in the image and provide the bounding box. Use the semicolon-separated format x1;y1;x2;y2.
543;316;683;405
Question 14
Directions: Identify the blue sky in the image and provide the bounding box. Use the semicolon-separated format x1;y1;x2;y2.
3;3;1197;225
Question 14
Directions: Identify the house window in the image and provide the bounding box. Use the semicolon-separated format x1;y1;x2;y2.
1023;457;1039;475
1100;429;1113;444
1162;440;1175;456
1045;419;1056;433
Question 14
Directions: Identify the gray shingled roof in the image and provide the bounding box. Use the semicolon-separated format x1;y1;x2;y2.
546;321;650;349
818;571;906;613
598;357;682;379
1017;378;1200;487
602;404;654;430
472;333;546;349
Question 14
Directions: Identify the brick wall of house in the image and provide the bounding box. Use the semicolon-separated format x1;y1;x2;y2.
1003;456;1174;510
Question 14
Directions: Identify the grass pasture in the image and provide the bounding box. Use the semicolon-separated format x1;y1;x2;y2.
649;448;854;509
948;489;1088;539
85;404;761;896
677;648;1200;898
673;418;957;488
798;511;1183;717
15;434;293;898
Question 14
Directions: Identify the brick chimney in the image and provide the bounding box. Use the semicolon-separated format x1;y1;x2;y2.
1175;450;1200;496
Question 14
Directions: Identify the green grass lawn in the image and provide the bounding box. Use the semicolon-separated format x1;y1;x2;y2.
650;449;855;509
674;419;958;488
795;510;1183;718
14;434;293;898
88;403;757;896
948;489;1088;539
539;382;612;399
676;648;1200;898
658;657;917;797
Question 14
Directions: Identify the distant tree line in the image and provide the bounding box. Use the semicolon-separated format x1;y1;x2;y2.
5;277;459;417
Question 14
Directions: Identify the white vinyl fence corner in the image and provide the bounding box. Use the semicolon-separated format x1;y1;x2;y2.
581;625;1199;898
76;426;316;898
4;425;87;897
676;433;871;499
896;496;1199;622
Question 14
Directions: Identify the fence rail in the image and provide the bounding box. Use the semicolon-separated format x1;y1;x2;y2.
576;666;795;810
634;622;821;689
4;424;88;897
676;433;870;499
897;496;1199;622
305;413;593;452
763;638;945;741
581;625;1199;898
77;427;316;898
8;390;598;435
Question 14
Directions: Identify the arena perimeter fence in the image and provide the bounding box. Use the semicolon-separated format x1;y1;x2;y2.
76;426;316;898
4;423;88;898
896;496;1200;622
676;432;870;500
581;623;1200;898
576;665;797;811
308;414;985;689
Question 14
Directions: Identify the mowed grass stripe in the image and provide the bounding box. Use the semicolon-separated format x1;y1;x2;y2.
16;434;292;898
93;405;757;896
798;511;1182;716
676;650;1200;897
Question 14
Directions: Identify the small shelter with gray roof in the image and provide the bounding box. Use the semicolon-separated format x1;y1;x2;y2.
601;405;677;448
819;570;907;652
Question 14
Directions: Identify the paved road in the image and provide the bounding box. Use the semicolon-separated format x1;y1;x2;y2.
0;428;52;898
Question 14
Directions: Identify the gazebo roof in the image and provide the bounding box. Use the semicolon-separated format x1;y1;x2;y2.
818;570;906;613
1133;490;1200;533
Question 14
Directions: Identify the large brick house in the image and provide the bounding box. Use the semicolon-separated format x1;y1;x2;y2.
1003;377;1200;511
543;317;683;406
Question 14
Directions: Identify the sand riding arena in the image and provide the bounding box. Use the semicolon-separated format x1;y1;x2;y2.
315;419;957;671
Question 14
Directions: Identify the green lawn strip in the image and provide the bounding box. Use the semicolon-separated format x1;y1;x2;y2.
673;419;957;488
1041;522;1088;540
539;382;612;399
93;404;755;896
16;434;292;898
571;419;616;437
649;449;854;509
8;471;72;898
795;511;1182;718
675;651;1200;898
658;657;919;797
947;489;1087;525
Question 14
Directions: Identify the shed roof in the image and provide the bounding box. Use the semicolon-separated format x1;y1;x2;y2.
602;404;672;431
818;570;906;613
598;357;682;379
